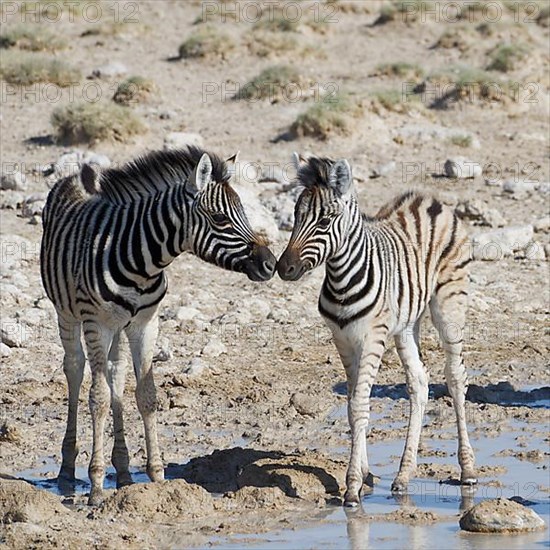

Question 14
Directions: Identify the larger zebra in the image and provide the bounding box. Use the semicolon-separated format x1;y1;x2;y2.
41;146;276;505
278;154;476;507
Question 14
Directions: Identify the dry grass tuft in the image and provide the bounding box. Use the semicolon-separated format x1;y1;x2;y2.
113;76;157;105
51;101;146;144
0;51;80;86
374;61;424;80
290;92;362;140
234;65;305;102
178;26;234;60
487;43;531;72
0;24;66;51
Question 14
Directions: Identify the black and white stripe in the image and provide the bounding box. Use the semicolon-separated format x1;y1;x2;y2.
278;154;476;507
41;146;276;505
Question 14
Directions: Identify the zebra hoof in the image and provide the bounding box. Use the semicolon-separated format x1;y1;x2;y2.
147;464;165;482
116;474;133;489
343;490;360;507
88;488;103;507
461;475;477;486
391;479;408;494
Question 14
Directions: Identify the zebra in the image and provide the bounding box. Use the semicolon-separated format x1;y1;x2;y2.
40;146;276;505
277;153;476;507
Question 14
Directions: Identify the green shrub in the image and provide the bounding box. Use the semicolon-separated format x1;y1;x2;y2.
113;76;156;105
178;26;234;59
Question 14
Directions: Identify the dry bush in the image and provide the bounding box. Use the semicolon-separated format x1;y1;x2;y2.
487;43;531;72
0;52;80;86
113;76;157;105
0;24;66;51
290;92;362;140
374;1;437;25
434;25;476;52
245;30;301;58
373;62;425;80
234;65;307;102
178;26;234;59
371;88;424;114
51;102;146;144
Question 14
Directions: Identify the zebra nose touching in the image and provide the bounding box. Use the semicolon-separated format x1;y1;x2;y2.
277;247;306;281
244;243;277;282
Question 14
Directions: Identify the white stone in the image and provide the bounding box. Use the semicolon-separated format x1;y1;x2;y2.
234;160;260;185
444;157;482;179
259;165;286;184
503;179;536;195
0;318;28;348
153;337;172;362
456;199;506;228
43;150;111;180
163;132;204;151
534;215;550;233
184;357;209;376
371;161;396;178
91;62;128;78
242;298;271;319
394;124;481;149
536;182;550;195
201;338;227;358
176;306;201;322
0;342;12;357
472;225;534;261
1;170;27;191
523;241;546;261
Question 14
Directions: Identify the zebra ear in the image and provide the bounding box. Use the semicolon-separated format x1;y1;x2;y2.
328;159;353;197
225;151;240;179
292;152;308;171
193;153;213;192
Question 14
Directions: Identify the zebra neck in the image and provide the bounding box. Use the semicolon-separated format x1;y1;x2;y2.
119;185;192;282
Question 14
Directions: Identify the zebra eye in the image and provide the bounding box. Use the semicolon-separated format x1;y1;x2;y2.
211;213;230;225
318;217;332;229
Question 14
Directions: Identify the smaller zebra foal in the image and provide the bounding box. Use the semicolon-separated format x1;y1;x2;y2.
278;154;476;506
41;147;276;505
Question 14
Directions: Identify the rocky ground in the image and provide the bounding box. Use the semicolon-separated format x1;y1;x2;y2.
0;0;549;548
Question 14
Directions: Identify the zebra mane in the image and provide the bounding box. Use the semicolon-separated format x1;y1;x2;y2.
296;157;336;189
96;146;229;203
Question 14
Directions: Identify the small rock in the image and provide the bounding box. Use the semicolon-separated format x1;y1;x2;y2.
159;110;177;120
472;225;534;261
259;165;286;184
90;62;128;78
291;392;325;417
536;182;550;195
242;298;271;319
153;337;172;362
0;318;27;348
460;498;545;533
201;338;226;358
21;193;48;218
394;124;480;149
234;160;260;185
522;241;546;261
0;191;25;210
0;343;12;357
371;161;396;178
444;157;482;179
163;132;204;151
456;199;506;228
503;179;536;196
534;215;550;233
1;170;27;191
184;357;209;376
176;306;201;322
43;150;111;180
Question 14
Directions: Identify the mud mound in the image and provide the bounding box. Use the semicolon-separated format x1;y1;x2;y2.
237;451;346;503
383;507;439;525
99;479;213;520
0;478;69;524
224;485;292;510
173;447;285;493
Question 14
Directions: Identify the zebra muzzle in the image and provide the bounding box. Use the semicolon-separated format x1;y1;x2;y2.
242;244;276;282
277;248;307;281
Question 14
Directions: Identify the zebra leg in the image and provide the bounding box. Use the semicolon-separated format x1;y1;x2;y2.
107;332;132;488
83;321;113;506
335;328;387;507
392;328;429;493
126;315;164;483
58;315;85;483
430;291;476;485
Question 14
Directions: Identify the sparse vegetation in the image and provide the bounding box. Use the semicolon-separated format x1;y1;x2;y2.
235;65;307;102
374;62;424;80
487;43;530;72
374;1;436;25
178;26;234;59
113;76;157;105
448;134;473;148
372;88;423;114
0;24;66;51
245;31;300;58
434;26;475;52
290;92;361;140
51;101;146;144
254;12;300;33
536;4;549;27
0;52;80;86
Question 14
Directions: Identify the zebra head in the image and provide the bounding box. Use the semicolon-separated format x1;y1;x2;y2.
190;152;276;282
278;153;355;281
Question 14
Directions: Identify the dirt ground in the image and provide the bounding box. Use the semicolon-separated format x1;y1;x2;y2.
0;1;549;548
